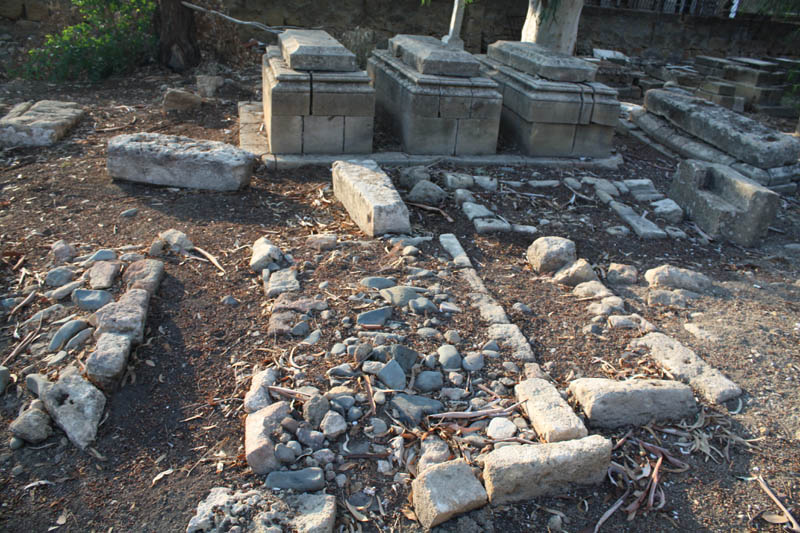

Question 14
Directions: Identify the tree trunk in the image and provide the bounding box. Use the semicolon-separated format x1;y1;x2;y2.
796;115;799;135
156;0;201;72
521;0;584;55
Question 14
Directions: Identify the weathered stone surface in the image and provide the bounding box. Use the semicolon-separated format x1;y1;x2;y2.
573;281;614;299
244;368;278;413
632;333;741;403
644;89;800;169
88;261;121;289
651;198;683;224
380;286;420;307
644;264;711;293
515;378;586;442
72;289;113;311
0;101;85;147
610;201;667;239
289;493;337;533
10;407;52;443
439;233;471;268
526;236;576;274
41;367;106;450
606;263;638;285
85;333;132;391
264;268;300;298
553;258;598;286
250;237;284;272
568;378;697;428
487;324;535;361
669;159;780;247
107;133;255;191
408;180;447;204
245;401;290;474
162;89;202;112
389;34;481;77
49;319;90;352
482;435;611;504
123;259;165;295
279;29;357;72
487;41;597;82
390;394;442;425
332;160;411;237
90;289;149;344
266;467;326;492
412;459;488;529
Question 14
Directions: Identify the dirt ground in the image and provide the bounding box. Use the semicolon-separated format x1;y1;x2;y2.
1;60;799;533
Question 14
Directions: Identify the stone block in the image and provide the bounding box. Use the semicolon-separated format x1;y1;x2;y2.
400;113;458;155
266;113;303;154
503;108;576;157
311;82;375;117
86;333;132;391
456;117;500;155
344;116;374;154
573;125;614;158
470;91;503;119
0;0;23;19
279;29;357;72
568;378;697;428
669;159;779;247
488;41;597;83
107;133;254;191
701;80;736;96
486;323;534;360
245;402;291;474
729;82;784;106
303;115;345;154
482;435;611;504
439;86;472;119
332;160;411;237
412;459;488;529
389;34;480;77
0;100;85;147
515;378;587;442
610;201;667;239
632;333;741;404
644;89;800;169
526;236;576;273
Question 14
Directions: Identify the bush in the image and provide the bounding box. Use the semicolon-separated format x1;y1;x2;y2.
22;0;157;82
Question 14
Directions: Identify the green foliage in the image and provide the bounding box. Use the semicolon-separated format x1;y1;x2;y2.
22;0;156;82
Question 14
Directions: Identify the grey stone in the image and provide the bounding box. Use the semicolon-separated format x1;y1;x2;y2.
123;259;165;295
468;293;509;325
644;89;800;169
408;180;447;204
488;41;597;82
265;268;300;298
25;373;50;397
568;378;697;428
90;289;149;344
644;264;711;293
303;395;330;429
245;402;291;474
266;467;326;492
251;237;284;272
196;75;224;97
72;289;113;311
669;159;779;247
647;289;688;308
377;359;406;390
610;201;667;239
474;218;512;234
389;35;480;77
85;333;132;391
41;367;105;450
156;230;193;255
651;198;683;224
439;234;471;268
51;240;76;264
88;261;121;289
107;133;255;191
0;366;9;392
606;263;638;285
462;202;494;221
45;266;75;287
0;100;85;147
409;296;437;315
288;492;337;533
412;459;488;529
397;166;431;188
390;394;443;425
356;306;392;326
320;410;347;439
49;319;90;352
10;407;52;443
244;368;278;413
438;345;462;370
515;378;587;442
453;188;476;206
462;353;484;372
486;417;517;440
482;435;611;504
388;344;420;373
162;88;201;112
442;172;474;190
415;371;444;392
526;237;576;274
380;286;420;307
360;276;396;290
553;258;598;286
279;29;357;72
332;160;410;237
297;427;326;449
274;443;296;464
631;333;741;404
47;280;83;301
487;323;535;361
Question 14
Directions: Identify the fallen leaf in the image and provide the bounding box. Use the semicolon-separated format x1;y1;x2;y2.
345;500;368;522
151;468;174;487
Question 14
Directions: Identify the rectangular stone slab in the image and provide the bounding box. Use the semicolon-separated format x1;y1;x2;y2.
107;133;255;191
0;100;85;147
609;201;667;239
278;29;356;72
332;160;411;236
515;378;587;442
568;378;697;428
487;41;597;83
389;34;480;77
631;332;742;403
644;89;800;169
482;435;611;504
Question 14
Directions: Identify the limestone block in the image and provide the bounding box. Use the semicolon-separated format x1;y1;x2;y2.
573;125;614;158
311;81;375;117
669;160;779;247
488;41;597;82
107;133;254;191
389;34;480;77
332;160;411;237
632;333;742;404
723;64;784;87
526;236;576;273
644;89;800;169
343;116;374;154
486;323;534;360
609;201;667;239
440;86;472;118
400;113;458;155
262;54;310;117
412;459;488;529
0;100;84;147
304;115;345;154
267;114;303;154
279;29;357;72
85;333;132;391
483;435;611;504
515;378;587;442
245;402;291;474
568;378;697;428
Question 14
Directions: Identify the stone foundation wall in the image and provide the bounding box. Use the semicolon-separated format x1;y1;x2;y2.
224;0;799;63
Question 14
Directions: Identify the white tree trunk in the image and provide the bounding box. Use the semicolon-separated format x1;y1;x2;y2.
521;0;584;55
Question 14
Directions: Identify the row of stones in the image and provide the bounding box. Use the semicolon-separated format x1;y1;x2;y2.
7;237;166;452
